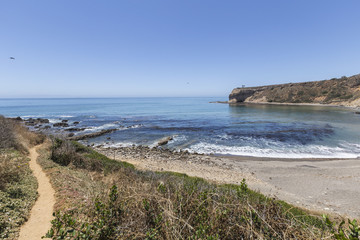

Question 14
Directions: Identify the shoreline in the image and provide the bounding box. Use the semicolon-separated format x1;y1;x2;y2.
95;145;360;220
228;100;360;110
216;153;360;162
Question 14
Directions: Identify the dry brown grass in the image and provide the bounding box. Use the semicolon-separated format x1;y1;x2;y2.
0;115;45;153
0;153;25;191
0;116;17;150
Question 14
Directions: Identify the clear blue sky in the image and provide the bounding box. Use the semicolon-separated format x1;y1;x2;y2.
1;0;360;98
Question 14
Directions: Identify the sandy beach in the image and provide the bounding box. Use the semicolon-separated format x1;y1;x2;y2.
96;146;360;220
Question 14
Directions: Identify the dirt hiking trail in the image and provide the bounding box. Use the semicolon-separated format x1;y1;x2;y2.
19;145;55;240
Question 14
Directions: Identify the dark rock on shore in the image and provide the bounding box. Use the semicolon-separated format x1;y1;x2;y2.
10;116;23;121
53;122;69;127
24;118;50;126
229;89;256;103
95;145;209;170
73;121;80;125
62;120;68;123
37;118;50;123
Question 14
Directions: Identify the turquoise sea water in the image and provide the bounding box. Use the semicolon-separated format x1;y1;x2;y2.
1;97;359;158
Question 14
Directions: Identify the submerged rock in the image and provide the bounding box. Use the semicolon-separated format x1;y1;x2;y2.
68;128;118;141
65;127;86;132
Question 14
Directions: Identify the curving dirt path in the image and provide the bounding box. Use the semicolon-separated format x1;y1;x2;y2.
18;145;55;240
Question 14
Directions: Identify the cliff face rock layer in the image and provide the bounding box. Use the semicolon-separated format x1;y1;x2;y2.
229;74;360;107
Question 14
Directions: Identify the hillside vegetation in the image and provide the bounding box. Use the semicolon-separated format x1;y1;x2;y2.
33;138;360;239
229;74;360;107
0;116;44;239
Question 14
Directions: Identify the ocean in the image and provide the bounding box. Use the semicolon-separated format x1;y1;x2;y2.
1;97;359;158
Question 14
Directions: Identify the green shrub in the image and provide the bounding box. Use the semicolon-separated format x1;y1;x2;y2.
323;215;360;240
50;139;134;172
45;185;122;239
340;94;353;100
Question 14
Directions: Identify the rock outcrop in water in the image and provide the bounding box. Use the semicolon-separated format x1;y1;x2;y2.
229;73;360;107
68;129;118;141
156;136;174;147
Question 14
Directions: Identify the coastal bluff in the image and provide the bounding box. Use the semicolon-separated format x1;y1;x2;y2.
229;73;360;107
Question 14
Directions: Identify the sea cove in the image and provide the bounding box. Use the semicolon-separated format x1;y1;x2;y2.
1;97;360;159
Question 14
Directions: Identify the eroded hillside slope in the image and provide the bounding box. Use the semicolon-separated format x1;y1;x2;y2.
229;74;360;107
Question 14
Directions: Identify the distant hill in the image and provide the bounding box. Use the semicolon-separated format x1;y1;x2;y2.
229;74;360;107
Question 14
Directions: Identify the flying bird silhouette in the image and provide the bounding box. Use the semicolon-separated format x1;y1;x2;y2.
9;57;15;60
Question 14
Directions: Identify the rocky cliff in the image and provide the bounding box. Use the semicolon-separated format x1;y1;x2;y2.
229;74;360;107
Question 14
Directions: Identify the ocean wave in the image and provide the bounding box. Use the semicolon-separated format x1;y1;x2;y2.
126;124;143;129
83;123;120;132
48;118;61;124
83;123;143;133
170;135;187;143
185;142;360;159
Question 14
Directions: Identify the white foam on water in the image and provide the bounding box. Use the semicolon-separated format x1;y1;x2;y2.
84;123;119;132
84;123;144;132
217;133;231;140
169;135;187;143
21;115;74;123
127;124;143;129
103;142;137;148
48;118;61;124
339;141;360;149
185;142;360;159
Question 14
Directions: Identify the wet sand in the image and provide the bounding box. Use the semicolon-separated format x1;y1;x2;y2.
95;146;360;220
